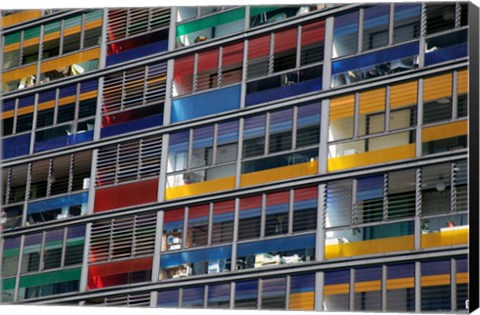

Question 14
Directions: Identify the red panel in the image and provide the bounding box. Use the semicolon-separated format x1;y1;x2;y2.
174;55;194;95
274;27;297;54
239;195;262;211
164;208;185;223
223;41;244;67
197;48;219;72
94;178;158;212
248;35;270;60
88;256;153;289
301;20;325;46
294;186;318;202
188;204;209;219
213;200;235;215
267;191;290;206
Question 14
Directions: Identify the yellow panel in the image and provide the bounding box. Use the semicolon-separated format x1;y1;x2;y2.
390;81;418;109
330;94;355;121
423;73;452;102
38;100;56;111
457;69;468;94
1;10;42;28
165;176;235;200
3;42;21;53
386;277;415;290
324;283;349;295
17;105;35;116
421;274;450;287
328;144;415;172
84;20;103;31
63;25;82;37
359;88;385;115
240;161;318;187
422;120;467;143
325;235;414;259
421;226;469;249
22;37;40;49
289;292;314;310
79;90;98;101
2;110;15;119
40;47;100;73
43;31;61;42
456;272;468;284
58;95;77;106
355;280;381;293
2;64;37;82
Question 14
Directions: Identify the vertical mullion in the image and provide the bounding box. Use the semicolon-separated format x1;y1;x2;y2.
59;19;65;55
285;275;291;310
418;4;426;68
451;162;457;213
157;133;170;202
257;279;263;310
451;258;456;312
382;264;387;311
229;281;236;309
385;86;391;131
269;32;274;75
212;123;218;165
240;39;248;109
416;79;424;158
53;87;59;125
61;226;67;267
80;13;86;50
288;189;294;234
13;235;25;301
414;168;422;250
383;173;389;221
35;25;44;85
151;210;164;282
204;284;209;308
217;46;223;87
388;3;394;46
182;207;188;249
187;128;193;170
73;83;81;134
79;222;92;291
351;178;358;226
131;215;137;258
295;25;301;69
415;261;421;312
292;105;298;150
322;17;334;90
235;118;244;189
260;193;266;238
39;231;46;271
353;93;359;139
452;70;458;120
21;163;32;227
349;268;355;311
357;8;364;54
192;52;199;92
316;184;326;261
231;198;239;271
29;94;39;155
315;271;324;311
12;99;18;135
264;112;270;155
46;158;53;197
207;202;213;246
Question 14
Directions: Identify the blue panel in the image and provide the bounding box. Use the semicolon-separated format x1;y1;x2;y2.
421;259;450;276
157;289;179;307
290;274;314;293
457;257;468;273
38;89;56;103
355;266;382;282
239;208;261;219
3;134;31;159
18;95;35;108
27;192;88;215
80;79;98;93
236;280;258;299
387;263;415;279
34;130;93;153
332;42;419;74
161;245;232;267
60;84;77;98
171;85;241;123
236;234;315;256
294;199;317;211
246;78;321;107
324;269;350;285
212;212;233;223
106;40;168;66
3;99;15;112
424;43;468;66
100;114;163;138
357;175;383;201
67;225;86;239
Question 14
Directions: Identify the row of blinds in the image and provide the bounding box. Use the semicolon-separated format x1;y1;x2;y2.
103;293;151;307
90;212;157;262
103;62;167;114
107;8;170;42
96;136;162;186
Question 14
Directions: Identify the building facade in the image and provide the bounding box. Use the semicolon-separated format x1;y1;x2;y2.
0;3;472;312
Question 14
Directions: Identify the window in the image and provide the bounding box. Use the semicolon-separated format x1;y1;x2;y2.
162;209;184;252
421;260;451;311
96;136;162;187
333;11;359;58
249;5;321;28
157;288;180;308
328;82;417;171
167;120;238;190
235;279;258;309
289;274;315;310
238;195;262;241
386;263;415;312
362;5;389;51
393;4;421;44
265;191;289;236
2;11;102;93
1;236;21;302
324;269;350;311
172;41;243;97
261;277;286;309
292;186;318;232
354;266;382;311
207;283;231;308
102;63;166;137
176;7;245;47
242;102;321;175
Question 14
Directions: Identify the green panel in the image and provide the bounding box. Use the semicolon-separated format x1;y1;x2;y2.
65;238;85;247
22;244;41;255
2;247;20;258
44;20;61;34
19;268;81;288
1;278;16;291
4;32;21;45
23;26;41;41
64;15;82;29
85;10;103;22
250;6;282;17
176;7;245;36
44;240;63;251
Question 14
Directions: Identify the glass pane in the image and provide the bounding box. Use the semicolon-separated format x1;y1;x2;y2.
243;114;266;158
301;20;325;65
162;209;184;251
293;186;317;232
211;200;234;245
421;260;451;311
386;263;415;312
21;233;43;273
182;286;205;308
191;125;214;168
296;102;321;148
157;288;180;308
273;28;297;73
43;229;64;270
197;48;219;92
326;180;352;227
238;195;262;241
421;163;451;216
393;4;421;43
265;191;289;236
173;56;194;96
235;279;258;309
207;283;230;308
388;169;416;219
269;108;293;153
333;11;358;58
357;175;384;223
247;35;270;79
362;5;389;51
186;204;209;248
167;130;189;174
324;269;350;311
261;277;286;309
426;4;456;35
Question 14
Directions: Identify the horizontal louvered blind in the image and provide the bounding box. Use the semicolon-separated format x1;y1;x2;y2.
102;62;167;114
96;136;162;186
107;8;170;42
90;212;157;262
104;293;151;307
